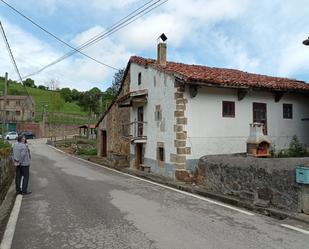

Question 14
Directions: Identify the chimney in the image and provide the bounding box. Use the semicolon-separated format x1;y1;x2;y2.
157;33;168;66
157;42;167;66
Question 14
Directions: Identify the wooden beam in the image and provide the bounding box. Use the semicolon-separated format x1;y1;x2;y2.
272;91;285;102
238;89;248;101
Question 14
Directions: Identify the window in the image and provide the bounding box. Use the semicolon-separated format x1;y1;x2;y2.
222;101;235;117
154;105;162;121
158;147;165;162
16;100;20;106
16;111;21;116
138;72;142;85
283;104;293;119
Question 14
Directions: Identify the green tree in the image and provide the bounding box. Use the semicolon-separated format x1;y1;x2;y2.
38;85;48;90
50;92;64;112
23;78;36;88
60;87;73;102
101;87;115;112
111;68;125;95
71;89;80;101
78;87;102;115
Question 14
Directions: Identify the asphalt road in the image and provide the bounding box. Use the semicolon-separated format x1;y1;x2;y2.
8;139;309;249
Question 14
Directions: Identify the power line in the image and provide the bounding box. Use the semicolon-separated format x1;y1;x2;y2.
0;0;119;70
21;0;168;79
0;21;32;101
0;21;23;83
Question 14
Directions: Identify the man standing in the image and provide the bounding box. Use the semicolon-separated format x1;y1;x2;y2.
12;135;31;195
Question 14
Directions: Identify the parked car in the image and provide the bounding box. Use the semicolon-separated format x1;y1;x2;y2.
19;131;35;139
4;132;18;140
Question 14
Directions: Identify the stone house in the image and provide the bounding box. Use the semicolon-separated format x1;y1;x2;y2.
96;67;131;166
0;95;35;131
97;42;309;179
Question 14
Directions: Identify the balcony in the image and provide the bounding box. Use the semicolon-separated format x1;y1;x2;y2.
122;120;147;142
118;89;148;107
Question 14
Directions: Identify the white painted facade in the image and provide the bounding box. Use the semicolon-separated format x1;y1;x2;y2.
186;87;309;159
128;62;309;175
129;63;177;176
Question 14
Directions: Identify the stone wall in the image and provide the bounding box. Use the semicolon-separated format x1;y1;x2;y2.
0;151;14;205
198;155;309;212
97;70;130;167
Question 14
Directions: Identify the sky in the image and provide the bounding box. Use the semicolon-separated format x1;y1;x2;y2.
1;0;309;91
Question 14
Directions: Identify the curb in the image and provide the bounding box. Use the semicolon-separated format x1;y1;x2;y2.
0;181;17;243
121;168;309;225
51;145;309;226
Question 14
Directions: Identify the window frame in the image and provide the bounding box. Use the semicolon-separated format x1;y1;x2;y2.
222;101;235;118
283;103;293;119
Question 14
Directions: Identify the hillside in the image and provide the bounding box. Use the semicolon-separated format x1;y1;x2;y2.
0;80;85;115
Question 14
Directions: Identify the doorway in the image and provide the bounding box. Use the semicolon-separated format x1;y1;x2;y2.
253;103;267;134
135;143;144;169
101;130;107;157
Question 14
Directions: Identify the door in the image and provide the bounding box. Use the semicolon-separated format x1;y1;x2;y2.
137;106;143;137
101;130;107;157
135;143;144;169
253;103;267;134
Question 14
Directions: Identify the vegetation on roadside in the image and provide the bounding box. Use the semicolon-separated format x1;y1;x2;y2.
271;135;309;158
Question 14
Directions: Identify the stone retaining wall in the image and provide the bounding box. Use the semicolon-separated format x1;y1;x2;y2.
198;155;309;212
0;151;14;206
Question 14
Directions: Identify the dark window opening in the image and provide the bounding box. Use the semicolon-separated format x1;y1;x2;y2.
16;111;21;116
222;101;235;117
138;72;142;85
158;147;165;162
283;104;293;119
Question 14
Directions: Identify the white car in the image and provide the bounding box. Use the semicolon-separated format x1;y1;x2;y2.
4;132;18;140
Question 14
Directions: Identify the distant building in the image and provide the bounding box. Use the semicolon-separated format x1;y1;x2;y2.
96;42;309;179
0;95;35;131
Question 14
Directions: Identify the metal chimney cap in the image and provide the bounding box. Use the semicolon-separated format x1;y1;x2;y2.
303;37;309;46
158;33;168;42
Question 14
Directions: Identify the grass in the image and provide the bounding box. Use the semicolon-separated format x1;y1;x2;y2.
0;80;85;115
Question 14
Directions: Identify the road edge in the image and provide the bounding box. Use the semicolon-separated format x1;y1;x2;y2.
0;183;22;249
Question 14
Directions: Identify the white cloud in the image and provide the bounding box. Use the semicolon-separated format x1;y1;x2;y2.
0;19;130;91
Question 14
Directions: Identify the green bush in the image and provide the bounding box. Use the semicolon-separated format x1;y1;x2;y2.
77;148;97;156
0;139;11;149
276;135;308;158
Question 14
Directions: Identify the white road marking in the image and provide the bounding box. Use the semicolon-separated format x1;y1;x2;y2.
280;224;309;235
0;195;23;249
49;145;254;216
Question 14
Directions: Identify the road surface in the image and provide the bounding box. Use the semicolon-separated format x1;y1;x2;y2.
6;139;309;249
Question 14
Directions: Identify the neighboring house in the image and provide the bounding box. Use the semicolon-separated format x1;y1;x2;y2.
78;124;97;139
97;42;309;179
0;95;35;131
96;70;131;166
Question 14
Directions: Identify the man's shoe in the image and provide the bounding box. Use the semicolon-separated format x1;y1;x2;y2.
22;191;32;195
16;191;22;195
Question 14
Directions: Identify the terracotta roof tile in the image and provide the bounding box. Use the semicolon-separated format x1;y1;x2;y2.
130;56;309;92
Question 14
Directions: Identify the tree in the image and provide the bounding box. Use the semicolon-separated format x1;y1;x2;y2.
23;78;36;88
101;87;115;112
78;87;102;115
60;87;73;102
71;89;80;101
38;85;47;90
111;68;125;95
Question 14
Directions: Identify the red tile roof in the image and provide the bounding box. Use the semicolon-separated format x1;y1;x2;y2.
130;56;309;92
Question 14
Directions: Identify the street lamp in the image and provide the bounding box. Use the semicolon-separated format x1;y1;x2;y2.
303;37;309;46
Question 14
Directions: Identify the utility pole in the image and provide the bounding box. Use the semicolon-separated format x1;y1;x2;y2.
2;72;8;138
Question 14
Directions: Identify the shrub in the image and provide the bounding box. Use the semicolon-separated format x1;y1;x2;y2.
77;148;97;156
276;135;308;158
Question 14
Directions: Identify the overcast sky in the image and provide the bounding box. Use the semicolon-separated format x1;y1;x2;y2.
1;0;309;91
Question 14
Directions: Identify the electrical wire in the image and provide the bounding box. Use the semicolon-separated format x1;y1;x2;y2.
0;21;33;101
1;0;168;79
0;0;119;70
24;0;167;79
